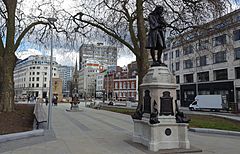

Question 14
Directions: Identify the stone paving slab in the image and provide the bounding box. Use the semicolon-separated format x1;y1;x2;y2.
0;104;240;154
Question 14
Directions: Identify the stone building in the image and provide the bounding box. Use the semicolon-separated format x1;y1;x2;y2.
14;55;59;99
163;9;240;110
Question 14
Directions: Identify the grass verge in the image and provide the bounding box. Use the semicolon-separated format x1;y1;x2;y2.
100;106;240;132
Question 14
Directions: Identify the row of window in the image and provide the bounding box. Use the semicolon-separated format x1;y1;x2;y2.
114;81;135;89
29;66;57;70
170;49;240;71
176;67;240;84
114;92;137;97
165;29;240;60
29;77;47;82
28;83;47;88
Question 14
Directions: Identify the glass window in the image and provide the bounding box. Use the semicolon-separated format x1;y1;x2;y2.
197;40;209;50
176;62;180;71
184;59;193;69
32;83;34;87
176;75;180;84
183;45;193;55
196;55;207;67
115;82;118;89
233;29;240;41
197;71;209;82
29;77;31;81
32;77;35;81
213;51;226;63
234;47;240;60
213;34;226;46
175;50;180;57
33;72;35;75
37;72;40;75
163;53;168;61
214;69;228;80
36;77;39;81
184;74;194;83
36;83;39;87
235;67;240;79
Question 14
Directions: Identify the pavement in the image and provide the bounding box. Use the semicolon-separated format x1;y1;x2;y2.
0;103;240;154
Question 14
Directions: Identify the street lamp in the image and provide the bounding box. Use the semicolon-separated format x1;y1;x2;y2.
47;17;57;130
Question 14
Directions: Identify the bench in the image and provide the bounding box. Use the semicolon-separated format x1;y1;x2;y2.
33;101;47;129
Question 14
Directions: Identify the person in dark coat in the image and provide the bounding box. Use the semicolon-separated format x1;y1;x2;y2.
146;5;167;66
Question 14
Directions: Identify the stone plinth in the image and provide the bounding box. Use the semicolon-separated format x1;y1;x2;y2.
133;119;190;152
140;66;177;118
132;65;190;152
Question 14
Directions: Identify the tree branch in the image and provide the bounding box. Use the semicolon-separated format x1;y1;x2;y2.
14;21;48;51
73;13;134;52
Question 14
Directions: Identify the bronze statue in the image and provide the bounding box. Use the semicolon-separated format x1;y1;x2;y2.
146;6;167;66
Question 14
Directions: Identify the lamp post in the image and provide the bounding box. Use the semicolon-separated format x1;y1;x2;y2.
47;17;57;130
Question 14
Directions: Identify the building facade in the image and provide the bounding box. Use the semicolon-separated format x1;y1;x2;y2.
14;55;59;99
58;65;74;97
163;9;240;110
79;43;118;69
78;60;100;99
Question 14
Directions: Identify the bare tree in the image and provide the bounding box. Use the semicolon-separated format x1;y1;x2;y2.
69;0;233;108
0;0;52;112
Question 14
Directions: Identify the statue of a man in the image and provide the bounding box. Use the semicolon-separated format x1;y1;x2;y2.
146;6;167;66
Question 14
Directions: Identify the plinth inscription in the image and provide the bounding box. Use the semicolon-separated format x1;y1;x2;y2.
160;91;174;116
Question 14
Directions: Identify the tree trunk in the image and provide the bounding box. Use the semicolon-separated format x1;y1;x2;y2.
136;0;149;109
0;50;16;112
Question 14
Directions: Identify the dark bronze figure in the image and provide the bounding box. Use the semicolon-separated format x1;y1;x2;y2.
143;90;151;113
131;104;143;120
175;100;190;123
149;100;160;124
146;5;167;66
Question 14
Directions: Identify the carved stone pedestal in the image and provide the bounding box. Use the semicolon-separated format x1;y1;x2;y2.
133;119;190;152
132;66;190;152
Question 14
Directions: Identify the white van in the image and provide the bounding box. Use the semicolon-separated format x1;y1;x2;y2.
189;95;227;111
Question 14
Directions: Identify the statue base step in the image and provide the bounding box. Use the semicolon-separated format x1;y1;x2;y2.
132;119;190;152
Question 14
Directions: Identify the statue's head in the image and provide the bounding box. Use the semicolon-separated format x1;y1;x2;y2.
154;5;164;15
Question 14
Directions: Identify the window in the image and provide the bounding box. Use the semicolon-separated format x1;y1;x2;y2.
175;50;180;57
36;77;39;81
36;83;39;87
197;71;209;82
169;52;173;59
44;72;47;75
37;72;40;75
235;67;240;79
120;82;122;89
197;40;209;50
131;82;135;89
32;83;34;87
30;72;31;75
115;82;118;89
213;51;226;63
196;55;207;67
176;62;180;71
37;66;40;69
32;77;35;81
234;47;240;60
233;29;240;41
214;69;228;80
183;45;193;55
184;59;193;69
44;77;47;82
184;74;194;83
44;84;46;87
33;72;35;75
213;34;226;46
163;53;168;61
176;75;180;84
29;77;31;81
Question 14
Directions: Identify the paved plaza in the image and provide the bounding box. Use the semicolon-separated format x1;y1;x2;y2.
0;103;240;154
